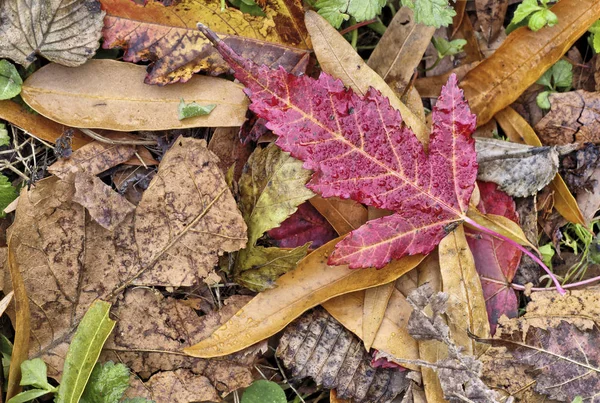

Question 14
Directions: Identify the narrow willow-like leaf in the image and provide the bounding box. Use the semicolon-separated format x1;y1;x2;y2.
55;300;115;403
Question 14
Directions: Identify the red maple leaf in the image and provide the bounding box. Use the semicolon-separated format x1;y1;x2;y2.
268;202;337;249
198;25;477;269
466;182;521;334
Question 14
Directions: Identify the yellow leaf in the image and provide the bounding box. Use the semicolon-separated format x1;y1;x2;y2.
21;60;249;131
309;196;367;236
466;207;535;250
362;282;395;351
184;237;424;358
461;0;600;126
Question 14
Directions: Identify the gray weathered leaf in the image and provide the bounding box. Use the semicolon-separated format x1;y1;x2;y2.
277;308;409;403
475;137;576;197
0;0;105;67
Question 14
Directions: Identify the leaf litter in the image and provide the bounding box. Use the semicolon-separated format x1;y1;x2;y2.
4;1;600;402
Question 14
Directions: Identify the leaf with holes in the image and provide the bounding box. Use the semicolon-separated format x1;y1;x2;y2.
198;26;477;270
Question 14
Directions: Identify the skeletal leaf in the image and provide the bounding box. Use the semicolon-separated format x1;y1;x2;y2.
475;137;576;197
100;0;310;84
277;308;409;403
0;0;105;67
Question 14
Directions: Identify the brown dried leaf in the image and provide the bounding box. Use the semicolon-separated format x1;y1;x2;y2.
475;0;509;44
102;290;257;403
309;196;367;236
366;7;435;94
21;60;249;131
3;137;246;378
48;140;136;179
207;127;252;181
0;0;105;67
134;137;247;287
536;90;600;145
72;172;134;231
277;308;409;403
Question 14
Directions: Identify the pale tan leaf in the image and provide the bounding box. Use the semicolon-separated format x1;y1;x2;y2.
439;225;490;355
21;60;249;131
362;282;395;351
72;172;135;231
309;196;367;235
367;7;435;94
0;0;105;67
304;10;427;145
185;238;424;358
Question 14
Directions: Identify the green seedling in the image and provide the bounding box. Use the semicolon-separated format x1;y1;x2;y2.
506;0;558;34
535;59;572;109
428;37;467;70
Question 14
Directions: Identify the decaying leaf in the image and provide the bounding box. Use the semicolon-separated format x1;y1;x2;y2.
406;285;499;403
0;0;105;67
466;182;521;333
72;173;135;231
475;0;509;44
460;0;600;126
199;26;478;270
21;60;249;131
478;286;600;402
3;138;247;378
48;139;136;180
102;290;258;403
134;137;247;286
367;7;436;95
475;137;576;197
101;0;310;84
536;90;600;145
234;143;314;291
277;308;409;403
185;238;424;358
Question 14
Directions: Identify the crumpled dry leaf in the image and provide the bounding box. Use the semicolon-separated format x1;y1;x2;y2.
21;60;249;131
477;286;600;402
405;284;499;403
475;0;509;44
0;0;105;67
536;90;600;145
475;137;576;197
100;0;310;85
277;308;409;403
72;172;134;231
234;143;314;291
3;137;247;378
48;140;136;180
561;144;600;223
102;290;258;403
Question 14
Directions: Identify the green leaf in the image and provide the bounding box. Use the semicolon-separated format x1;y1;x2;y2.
528;8;558;31
588;20;600;35
0;123;9;146
80;362;130;403
505;18;529;35
19;358;54;390
0;60;23;100
592;31;600;54
121;398;156;403
536;90;552;109
431;37;467;58
551;60;573;89
55;300;115;403
177;99;217;120
314;0;385;29
229;0;265;16
241;380;286;403
539;243;555;268
0;333;13;380
7;388;54;403
236;243;310;291
511;0;542;24
400;0;455;28
572;396;584;403
0;174;18;218
239;143;314;247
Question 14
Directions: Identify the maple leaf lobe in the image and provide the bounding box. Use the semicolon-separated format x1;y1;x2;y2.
198;25;477;269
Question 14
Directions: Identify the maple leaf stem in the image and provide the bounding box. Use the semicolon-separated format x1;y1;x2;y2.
462;216;566;295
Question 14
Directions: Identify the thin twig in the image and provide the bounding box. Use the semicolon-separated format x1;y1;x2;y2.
79;128;157;146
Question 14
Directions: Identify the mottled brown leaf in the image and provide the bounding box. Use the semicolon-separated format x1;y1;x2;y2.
135;137;247;286
102;290;258;403
535;90;600;145
277;308;409;403
48;139;136;179
72;172;135;231
0;0;105;67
